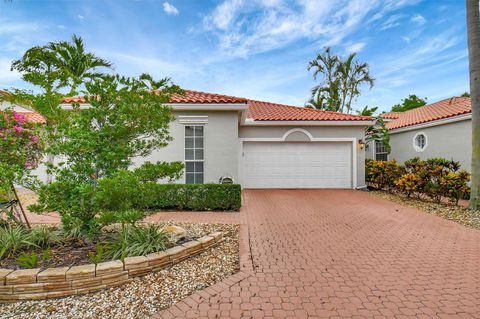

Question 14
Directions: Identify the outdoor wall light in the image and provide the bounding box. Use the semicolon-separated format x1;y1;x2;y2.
358;139;365;150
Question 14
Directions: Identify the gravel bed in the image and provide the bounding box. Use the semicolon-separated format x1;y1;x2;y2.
370;190;480;230
0;223;240;319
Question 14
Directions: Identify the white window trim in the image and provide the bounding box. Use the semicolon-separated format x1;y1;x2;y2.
413;131;428;152
374;140;389;161
184;125;205;184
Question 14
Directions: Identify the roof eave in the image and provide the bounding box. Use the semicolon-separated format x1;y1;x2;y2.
242;119;375;126
388;113;472;133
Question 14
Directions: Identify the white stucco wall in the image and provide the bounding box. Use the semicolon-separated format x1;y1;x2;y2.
389;119;471;171
238;125;367;188
134;110;241;183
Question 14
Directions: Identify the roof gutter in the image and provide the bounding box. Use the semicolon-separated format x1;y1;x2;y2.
389;113;471;134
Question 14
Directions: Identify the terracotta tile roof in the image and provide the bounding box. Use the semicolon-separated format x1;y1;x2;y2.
62;90;247;104
386;96;472;130
17;112;46;124
381;112;403;120
61;90;371;122
247;99;371;121
169;90;247;104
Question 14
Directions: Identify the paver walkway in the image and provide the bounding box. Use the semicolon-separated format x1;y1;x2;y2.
153;189;480;319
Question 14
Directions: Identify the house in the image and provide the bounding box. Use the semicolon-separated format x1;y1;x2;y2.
7;90;373;189
368;96;472;171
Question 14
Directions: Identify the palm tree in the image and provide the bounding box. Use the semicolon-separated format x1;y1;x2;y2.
338;53;375;113
466;0;480;210
307;47;341;111
307;47;374;114
357;105;378;116
48;35;113;95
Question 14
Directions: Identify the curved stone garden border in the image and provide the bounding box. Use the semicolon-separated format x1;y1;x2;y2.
0;232;223;302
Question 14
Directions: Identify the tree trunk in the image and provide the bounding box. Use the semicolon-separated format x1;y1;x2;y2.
467;0;480;209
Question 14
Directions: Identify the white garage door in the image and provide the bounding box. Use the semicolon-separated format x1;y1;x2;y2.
243;142;352;189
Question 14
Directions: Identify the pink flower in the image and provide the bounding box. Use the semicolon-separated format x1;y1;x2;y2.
13;125;23;133
12;111;26;125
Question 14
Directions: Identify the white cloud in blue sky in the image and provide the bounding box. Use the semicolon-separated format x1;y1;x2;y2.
0;0;469;113
163;2;179;16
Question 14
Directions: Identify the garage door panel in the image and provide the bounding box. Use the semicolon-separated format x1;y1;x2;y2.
243;142;352;189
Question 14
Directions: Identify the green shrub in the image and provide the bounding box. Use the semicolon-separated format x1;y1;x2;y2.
104;224;170;260
395;173;421;197
143;184;242;211
16;251;39;269
367;157;470;205
97;209;145;230
366;159;404;191
0;225;37;258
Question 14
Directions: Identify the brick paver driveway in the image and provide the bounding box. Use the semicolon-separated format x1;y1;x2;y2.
154;189;480;318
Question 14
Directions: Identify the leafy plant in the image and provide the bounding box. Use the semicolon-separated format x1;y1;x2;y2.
30;226;59;247
367;158;470;204
42;246;52;261
395;174;421;197
60;214;99;240
88;242;106;264
16;251;39;269
97;210;145;230
104;225;170;260
0;225;37;258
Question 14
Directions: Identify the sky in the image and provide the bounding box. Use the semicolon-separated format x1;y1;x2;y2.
0;0;470;113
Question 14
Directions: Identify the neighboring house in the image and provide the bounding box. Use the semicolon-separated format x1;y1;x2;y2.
367;96;472;171
8;90;373;189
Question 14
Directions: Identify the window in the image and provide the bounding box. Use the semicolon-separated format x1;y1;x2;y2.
375;140;388;161
185;125;204;184
413;132;427;152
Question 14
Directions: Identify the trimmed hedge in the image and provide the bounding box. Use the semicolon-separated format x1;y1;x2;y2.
142;183;242;211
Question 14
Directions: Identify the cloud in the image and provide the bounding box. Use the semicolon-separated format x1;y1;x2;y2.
163;2;179;16
0;58;20;81
379;14;404;30
411;14;426;25
57;25;67;29
0;22;39;35
345;42;366;53
200;0;419;59
77;15;85;20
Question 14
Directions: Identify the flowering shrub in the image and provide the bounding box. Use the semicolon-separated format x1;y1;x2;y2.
366;157;470;205
0;110;42;201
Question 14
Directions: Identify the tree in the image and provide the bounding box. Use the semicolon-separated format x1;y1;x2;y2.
307;47;374;113
337;53;375;114
365;116;391;155
357;105;378;116
466;0;480;210
391;94;427;112
10;35;113;182
30;74;185;232
462;91;471;97
48;35;113;95
307;47;341;111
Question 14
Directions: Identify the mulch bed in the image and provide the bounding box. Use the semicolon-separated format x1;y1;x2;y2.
369;189;480;230
0;237;94;270
0;222;210;270
0;223;240;319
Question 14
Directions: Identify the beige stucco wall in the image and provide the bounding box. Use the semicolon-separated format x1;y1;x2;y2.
389;119;471;171
134;110;241;183
239;125;367;188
